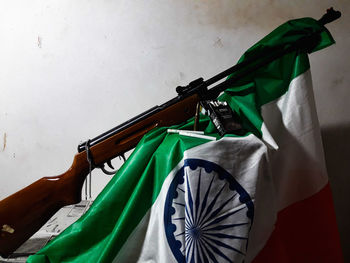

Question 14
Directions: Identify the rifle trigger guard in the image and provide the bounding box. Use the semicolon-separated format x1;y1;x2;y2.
100;163;118;176
100;154;126;176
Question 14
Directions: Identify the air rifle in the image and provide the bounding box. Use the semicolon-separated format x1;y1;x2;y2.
0;8;341;257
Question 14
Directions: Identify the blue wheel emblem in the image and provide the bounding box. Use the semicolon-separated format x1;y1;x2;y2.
164;159;254;262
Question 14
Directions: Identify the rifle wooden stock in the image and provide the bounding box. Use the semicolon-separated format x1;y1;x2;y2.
0;94;199;257
0;153;89;257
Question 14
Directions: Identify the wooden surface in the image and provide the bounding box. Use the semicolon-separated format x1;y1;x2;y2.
0;152;89;257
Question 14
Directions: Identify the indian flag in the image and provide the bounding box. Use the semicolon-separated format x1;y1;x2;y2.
27;17;343;263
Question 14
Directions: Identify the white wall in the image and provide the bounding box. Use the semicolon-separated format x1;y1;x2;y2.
1;0;349;259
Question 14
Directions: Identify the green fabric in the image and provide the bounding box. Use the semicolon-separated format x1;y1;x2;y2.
213;17;334;137
27;17;335;263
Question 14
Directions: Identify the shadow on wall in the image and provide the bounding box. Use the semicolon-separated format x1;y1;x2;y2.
321;125;350;261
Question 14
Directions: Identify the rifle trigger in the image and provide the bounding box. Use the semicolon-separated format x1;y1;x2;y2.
119;154;126;162
106;160;115;170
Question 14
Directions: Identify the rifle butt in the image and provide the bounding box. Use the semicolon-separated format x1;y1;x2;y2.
0;153;89;258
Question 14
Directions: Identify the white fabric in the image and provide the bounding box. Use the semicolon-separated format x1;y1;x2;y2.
245;70;328;262
114;134;268;263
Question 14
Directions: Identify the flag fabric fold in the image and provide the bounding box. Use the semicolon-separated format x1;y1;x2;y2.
27;17;343;263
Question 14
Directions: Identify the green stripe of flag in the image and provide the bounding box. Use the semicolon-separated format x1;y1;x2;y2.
207;17;334;137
